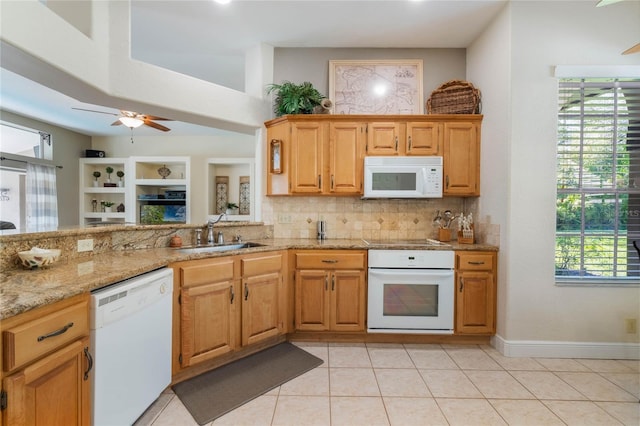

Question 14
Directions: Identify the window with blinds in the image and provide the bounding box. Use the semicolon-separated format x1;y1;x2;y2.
556;78;640;282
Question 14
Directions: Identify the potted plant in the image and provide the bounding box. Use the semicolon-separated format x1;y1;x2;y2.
105;166;114;182
116;170;125;187
266;81;324;116
225;202;239;215
92;171;101;187
102;201;115;213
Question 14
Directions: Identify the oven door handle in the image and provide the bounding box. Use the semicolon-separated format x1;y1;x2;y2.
369;269;454;279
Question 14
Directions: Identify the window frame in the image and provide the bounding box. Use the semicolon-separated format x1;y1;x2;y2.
555;76;640;286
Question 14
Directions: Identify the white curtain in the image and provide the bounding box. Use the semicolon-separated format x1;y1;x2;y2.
26;163;58;230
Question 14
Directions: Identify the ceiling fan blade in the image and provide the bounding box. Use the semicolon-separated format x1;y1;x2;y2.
111;120;123;126
596;0;625;6
72;107;118;116
622;42;640;55
142;115;172;121
144;120;171;132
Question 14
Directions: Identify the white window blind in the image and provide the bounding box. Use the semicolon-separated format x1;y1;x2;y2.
556;78;640;281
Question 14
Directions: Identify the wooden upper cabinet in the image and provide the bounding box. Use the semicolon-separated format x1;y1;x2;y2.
329;122;364;194
443;121;480;196
366;122;401;155
265;114;482;197
290;121;325;194
406;121;441;155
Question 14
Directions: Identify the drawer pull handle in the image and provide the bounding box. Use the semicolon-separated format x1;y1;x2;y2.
469;261;485;265
244;283;249;301
84;347;93;381
459;278;464;292
321;259;338;263
230;285;235;304
331;275;335;291
37;322;74;342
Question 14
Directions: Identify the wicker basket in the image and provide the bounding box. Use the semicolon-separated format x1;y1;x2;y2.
426;80;481;114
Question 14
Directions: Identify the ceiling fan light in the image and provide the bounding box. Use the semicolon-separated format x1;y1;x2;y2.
119;116;144;128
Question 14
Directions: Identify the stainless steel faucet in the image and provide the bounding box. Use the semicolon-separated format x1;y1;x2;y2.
207;213;226;244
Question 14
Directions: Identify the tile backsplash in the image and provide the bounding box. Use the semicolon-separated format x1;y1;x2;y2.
262;196;490;241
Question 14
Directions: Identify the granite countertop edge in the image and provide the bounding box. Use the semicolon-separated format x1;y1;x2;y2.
0;239;498;320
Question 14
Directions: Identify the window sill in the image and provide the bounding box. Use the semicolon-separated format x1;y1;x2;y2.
555;277;640;288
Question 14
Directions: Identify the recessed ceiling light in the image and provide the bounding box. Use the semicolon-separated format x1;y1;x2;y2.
213;0;232;4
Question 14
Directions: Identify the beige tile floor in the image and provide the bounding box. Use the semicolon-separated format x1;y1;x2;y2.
135;343;640;426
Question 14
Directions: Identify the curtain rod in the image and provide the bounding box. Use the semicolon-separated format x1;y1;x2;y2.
0;156;63;169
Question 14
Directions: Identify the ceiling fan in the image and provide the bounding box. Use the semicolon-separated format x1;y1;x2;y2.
72;107;172;131
596;0;639;54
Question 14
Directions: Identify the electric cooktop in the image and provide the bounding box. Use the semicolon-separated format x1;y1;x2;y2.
362;238;451;247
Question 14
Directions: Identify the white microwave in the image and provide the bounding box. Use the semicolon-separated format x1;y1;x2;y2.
363;156;443;199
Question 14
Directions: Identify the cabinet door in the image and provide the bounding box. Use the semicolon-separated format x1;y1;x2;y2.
406;122;441;155
455;271;495;334
330;270;366;332
367;122;401;155
181;280;237;367
242;272;281;346
329;122;364;194
295;270;330;331
3;337;91;426
291;122;324;193
443;122;479;196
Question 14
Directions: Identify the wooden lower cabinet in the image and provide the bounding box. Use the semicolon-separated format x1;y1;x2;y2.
1;294;91;426
177;257;238;368
241;252;285;346
455;251;497;334
172;251;286;373
294;250;366;332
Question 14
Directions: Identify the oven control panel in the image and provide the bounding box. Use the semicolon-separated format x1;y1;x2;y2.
368;249;454;269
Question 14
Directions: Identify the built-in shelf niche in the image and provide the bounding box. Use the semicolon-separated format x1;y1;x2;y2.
207;158;255;222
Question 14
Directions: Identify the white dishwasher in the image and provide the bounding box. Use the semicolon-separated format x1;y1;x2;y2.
90;268;173;426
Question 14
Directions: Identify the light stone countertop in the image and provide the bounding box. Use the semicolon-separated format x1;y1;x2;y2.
0;238;497;320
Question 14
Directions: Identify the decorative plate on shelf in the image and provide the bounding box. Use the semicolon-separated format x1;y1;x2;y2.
157;164;172;179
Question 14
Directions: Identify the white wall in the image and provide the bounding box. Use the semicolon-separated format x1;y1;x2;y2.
274;48;467;112
470;1;640;358
1;109;92;227
466;2;512;341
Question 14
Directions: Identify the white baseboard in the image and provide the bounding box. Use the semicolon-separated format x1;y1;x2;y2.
492;335;640;360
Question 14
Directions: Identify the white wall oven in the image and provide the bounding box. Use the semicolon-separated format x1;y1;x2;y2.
367;249;454;334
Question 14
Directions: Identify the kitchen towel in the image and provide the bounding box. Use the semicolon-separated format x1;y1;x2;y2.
172;342;323;425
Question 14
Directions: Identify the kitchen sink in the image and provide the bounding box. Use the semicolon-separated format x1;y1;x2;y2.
175;242;267;253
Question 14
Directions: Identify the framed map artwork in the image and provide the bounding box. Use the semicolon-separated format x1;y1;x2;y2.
329;59;423;115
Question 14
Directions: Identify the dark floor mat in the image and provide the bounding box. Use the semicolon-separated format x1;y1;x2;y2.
172;342;323;425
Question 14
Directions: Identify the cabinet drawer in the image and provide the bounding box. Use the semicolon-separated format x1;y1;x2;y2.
181;258;235;286
457;253;494;270
295;251;366;269
241;252;283;276
3;300;89;372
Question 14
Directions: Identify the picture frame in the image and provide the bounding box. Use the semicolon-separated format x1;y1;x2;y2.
270;139;282;174
329;59;424;115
